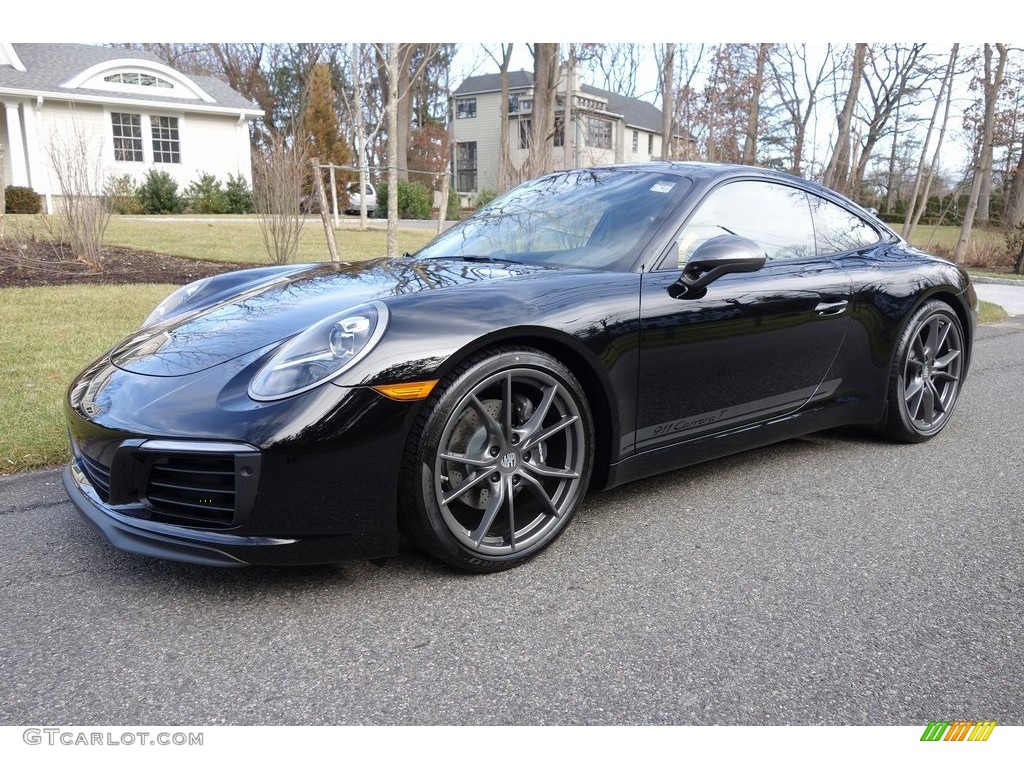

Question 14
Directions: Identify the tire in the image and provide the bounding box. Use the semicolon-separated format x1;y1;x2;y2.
882;300;965;443
400;348;594;572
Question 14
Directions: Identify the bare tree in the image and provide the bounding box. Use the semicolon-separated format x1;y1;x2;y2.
850;44;928;198
903;44;959;240
955;44;1009;264
672;45;706;161
823;43;867;193
582;43;644;98
482;44;515;191
768;44;835;176
253;135;308;265
46;120;110;271
743;44;771;164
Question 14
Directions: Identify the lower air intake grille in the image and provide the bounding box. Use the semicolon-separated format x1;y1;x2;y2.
145;455;237;526
79;452;112;502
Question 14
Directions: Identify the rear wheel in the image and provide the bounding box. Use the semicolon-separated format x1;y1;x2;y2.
400;349;593;571
883;300;965;443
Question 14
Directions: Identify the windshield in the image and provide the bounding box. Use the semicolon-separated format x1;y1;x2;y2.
416;168;691;271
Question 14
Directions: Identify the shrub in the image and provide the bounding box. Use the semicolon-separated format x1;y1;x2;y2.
5;185;42;214
475;188;497;209
1006;224;1024;275
103;174;143;215
374;180;432;220
185;172;228;214
446;189;461;221
136;169;183;214
224;174;254;214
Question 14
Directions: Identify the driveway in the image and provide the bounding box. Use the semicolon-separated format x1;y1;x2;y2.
1;321;1021;726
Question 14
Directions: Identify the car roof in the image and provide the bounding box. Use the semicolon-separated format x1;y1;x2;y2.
550;161;900;241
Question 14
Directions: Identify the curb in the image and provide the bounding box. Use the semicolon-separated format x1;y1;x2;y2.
970;275;1024;286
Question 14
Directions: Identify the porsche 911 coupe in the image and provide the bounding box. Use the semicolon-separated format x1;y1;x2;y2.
64;162;976;572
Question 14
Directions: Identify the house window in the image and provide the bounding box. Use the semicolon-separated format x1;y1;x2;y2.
585;117;613;150
554;116;564;148
456;97;476;119
648;134;654;154
632;130;639;152
111;112;143;162
456;141;477;192
508;94;518;113
151;116;180;163
105;72;173;89
519;118;531;149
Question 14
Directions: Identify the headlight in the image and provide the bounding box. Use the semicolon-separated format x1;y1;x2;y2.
248;302;388;401
141;277;212;328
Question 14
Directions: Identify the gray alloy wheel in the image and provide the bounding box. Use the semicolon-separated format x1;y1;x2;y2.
885;300;965;443
401;349;593;571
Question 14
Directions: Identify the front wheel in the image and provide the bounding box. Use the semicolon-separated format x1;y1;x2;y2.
400;349;594;572
882;300;965;443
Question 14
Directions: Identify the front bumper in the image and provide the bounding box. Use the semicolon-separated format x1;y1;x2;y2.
65;461;279;566
63;357;415;566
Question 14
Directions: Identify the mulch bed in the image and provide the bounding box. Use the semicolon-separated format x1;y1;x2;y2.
0;241;248;288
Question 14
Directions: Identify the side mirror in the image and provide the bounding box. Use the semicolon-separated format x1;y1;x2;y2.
668;235;767;299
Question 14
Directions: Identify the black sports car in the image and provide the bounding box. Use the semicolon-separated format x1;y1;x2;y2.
64;163;976;572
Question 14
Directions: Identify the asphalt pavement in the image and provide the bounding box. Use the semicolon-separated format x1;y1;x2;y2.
0;320;1022;726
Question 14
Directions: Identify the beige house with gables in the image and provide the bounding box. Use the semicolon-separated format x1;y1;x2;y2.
452;66;687;202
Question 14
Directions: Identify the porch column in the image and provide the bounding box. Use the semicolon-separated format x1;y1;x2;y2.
3;101;29;187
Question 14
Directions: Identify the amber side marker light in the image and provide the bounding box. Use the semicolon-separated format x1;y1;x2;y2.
372;380;439;401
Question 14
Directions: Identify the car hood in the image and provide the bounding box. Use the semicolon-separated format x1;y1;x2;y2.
110;258;549;377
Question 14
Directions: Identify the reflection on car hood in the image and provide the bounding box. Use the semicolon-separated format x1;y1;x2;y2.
109;258;547;377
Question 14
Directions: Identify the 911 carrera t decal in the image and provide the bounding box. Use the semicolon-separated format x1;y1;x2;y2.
625;378;841;452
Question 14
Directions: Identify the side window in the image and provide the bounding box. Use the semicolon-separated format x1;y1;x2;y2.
809;194;881;255
674;181;816;266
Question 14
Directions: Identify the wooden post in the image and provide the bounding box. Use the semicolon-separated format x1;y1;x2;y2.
437;169;449;236
329;164;339;229
312;159;339;262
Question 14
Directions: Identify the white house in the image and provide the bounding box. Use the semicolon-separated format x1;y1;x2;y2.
452;66;690;201
0;43;263;209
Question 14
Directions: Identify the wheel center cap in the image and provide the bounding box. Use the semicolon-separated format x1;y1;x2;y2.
500;450;520;472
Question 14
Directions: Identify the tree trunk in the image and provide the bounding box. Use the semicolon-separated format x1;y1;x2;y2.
494;45;513;191
885;101;901;213
658;44;675;161
564;44;576;169
954;44;1008;264
395;44;413;182
743;43;769;165
352;44;370;230
1006;146;1024;227
528;43;559;178
386;43;400;257
977;141;993;223
823;43;867;193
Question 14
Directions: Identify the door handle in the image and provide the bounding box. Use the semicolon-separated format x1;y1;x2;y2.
814;299;849;316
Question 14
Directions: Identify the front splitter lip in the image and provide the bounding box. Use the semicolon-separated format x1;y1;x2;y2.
63;461;295;568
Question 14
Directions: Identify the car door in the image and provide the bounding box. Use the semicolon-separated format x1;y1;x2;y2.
633;179;853;454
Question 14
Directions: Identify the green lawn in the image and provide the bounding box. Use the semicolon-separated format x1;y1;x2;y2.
5;214;438;264
0;284;178;473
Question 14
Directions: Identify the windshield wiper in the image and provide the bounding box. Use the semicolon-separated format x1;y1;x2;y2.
424;254;523;265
